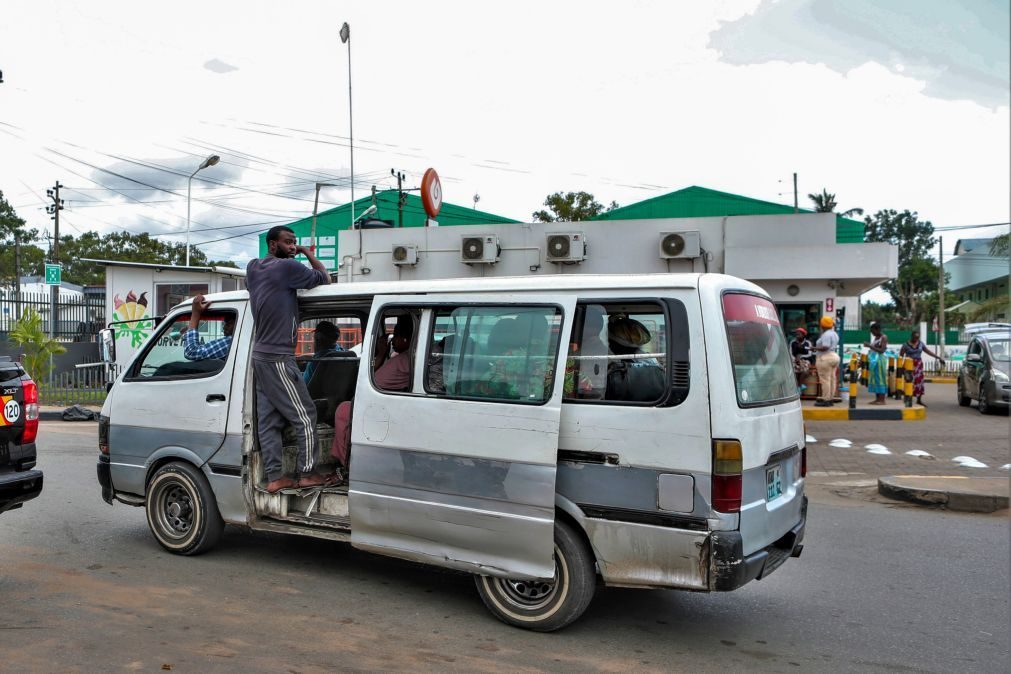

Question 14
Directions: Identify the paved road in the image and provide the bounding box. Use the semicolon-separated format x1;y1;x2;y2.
1;422;1007;673
807;382;1010;479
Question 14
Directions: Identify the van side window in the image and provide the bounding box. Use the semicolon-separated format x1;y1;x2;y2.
564;302;678;405
424;305;562;403
129;310;236;380
370;311;417;393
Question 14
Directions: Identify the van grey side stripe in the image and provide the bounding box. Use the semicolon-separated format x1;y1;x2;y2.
274;360;314;472
556;459;711;519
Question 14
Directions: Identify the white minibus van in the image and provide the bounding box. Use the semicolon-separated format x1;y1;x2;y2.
96;273;807;631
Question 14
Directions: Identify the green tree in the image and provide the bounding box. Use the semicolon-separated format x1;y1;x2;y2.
9;308;66;380
532;191;618;222
860;301;898;327
807;189;864;218
989;232;1010;256
864;209;939;325
56;230;236;286
0;189;46;289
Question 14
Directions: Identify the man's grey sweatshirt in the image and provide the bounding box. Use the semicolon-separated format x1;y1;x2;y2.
246;256;328;355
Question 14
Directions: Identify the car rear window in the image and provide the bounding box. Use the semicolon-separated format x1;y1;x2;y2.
722;293;797;407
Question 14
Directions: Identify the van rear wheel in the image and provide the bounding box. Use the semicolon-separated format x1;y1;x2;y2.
146;462;224;555
474;519;595;632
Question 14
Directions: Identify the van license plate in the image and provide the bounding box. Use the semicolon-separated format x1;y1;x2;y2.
0;440;8;465
766;465;783;501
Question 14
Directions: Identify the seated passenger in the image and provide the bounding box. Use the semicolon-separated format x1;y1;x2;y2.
183;294;235;361
331;318;414;467
605;314;665;402
303;320;344;382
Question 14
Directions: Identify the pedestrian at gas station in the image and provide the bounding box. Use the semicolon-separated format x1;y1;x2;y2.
864;322;889;405
813;316;840;406
900;329;944;407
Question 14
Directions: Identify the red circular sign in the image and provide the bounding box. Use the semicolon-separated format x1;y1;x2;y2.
420;168;442;218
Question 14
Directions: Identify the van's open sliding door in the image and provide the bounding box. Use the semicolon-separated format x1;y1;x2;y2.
349;294;576;580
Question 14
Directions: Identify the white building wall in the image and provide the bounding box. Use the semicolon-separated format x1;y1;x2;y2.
336;214;896;310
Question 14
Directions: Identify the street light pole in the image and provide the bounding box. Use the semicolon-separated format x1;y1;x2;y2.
185;154;220;267
340;22;354;228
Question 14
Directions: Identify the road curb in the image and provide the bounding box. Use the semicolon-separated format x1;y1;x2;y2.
878;475;1009;513
803;406;925;421
923;377;957;384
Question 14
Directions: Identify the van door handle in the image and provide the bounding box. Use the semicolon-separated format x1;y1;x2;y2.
206;394;226;402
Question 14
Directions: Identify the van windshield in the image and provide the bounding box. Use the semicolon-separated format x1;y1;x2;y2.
723;293;797;406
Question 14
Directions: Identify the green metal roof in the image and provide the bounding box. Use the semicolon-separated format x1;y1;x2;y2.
592;185;865;244
258;192;519;258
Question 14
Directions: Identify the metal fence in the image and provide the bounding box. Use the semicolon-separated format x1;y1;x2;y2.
0;290;106;342
37;363;118;407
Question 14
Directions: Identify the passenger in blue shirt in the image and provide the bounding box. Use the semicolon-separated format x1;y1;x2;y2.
183;294;235;361
303;320;344;382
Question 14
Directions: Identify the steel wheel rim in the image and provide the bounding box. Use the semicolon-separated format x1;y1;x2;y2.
157;482;194;539
493;543;564;611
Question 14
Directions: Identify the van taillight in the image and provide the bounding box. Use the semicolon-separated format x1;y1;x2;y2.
98;415;110;455
713;439;743;513
22;379;39;445
801;446;807;478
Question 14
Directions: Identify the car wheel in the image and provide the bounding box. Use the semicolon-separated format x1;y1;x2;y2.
957;378;972;407
146;461;224;555
474;519;596;632
978;390;993;415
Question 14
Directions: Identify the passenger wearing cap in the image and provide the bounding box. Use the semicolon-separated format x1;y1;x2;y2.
813;316;840;406
790;327;814;388
605;315;665;402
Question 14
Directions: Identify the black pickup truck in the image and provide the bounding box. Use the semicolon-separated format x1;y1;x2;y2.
0;357;44;515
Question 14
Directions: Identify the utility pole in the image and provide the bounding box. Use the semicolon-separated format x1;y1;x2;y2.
13;232;22;321
938;236;946;360
392;169;406;227
45;181;63;340
793;172;798;214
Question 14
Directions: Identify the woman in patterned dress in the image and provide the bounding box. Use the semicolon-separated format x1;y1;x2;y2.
899;330;945;407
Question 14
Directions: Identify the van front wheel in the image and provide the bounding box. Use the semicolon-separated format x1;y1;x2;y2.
146;462;224;555
474;519;596;632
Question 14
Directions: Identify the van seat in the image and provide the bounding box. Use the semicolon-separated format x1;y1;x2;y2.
305;353;359;422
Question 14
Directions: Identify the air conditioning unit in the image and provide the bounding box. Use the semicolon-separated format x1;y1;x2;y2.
391;244;418;266
461;235;500;264
546;233;586;263
659;231;701;259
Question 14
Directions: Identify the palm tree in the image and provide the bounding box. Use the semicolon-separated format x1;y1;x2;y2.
807;188;864;218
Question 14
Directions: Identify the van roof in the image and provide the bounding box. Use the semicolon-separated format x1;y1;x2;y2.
181;272;764;306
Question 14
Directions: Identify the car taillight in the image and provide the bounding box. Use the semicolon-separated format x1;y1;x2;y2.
800;446;807;478
713;439;743;513
22;379;39;445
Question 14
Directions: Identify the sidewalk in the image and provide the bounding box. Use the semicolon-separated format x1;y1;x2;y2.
805;383;1009;512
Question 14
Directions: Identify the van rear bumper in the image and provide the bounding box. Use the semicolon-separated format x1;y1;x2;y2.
709;495;807;591
0;468;44;515
97;456;113;504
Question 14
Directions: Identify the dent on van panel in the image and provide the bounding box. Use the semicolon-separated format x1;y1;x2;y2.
585;518;708;589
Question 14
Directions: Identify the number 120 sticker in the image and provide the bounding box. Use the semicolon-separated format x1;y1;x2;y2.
2;397;20;425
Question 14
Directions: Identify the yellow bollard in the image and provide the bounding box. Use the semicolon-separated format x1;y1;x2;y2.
848;355;858;408
894;356;905;400
909;355;917;408
860;353;869;387
887;356;896;397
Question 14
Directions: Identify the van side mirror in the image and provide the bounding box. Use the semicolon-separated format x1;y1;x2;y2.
99;328;117;363
966;352;982;364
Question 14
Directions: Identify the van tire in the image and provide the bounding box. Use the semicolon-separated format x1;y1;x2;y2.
474;519;596;632
145;462;224;556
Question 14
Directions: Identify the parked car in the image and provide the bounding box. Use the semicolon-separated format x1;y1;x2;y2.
0;357;44;514
958;329;1011;414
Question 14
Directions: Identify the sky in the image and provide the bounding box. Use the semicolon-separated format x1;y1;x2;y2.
1;0;1008;281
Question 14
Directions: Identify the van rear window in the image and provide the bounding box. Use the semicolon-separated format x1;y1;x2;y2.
722;293;797;406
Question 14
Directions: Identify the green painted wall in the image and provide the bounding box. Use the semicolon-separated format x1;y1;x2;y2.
257;192;520;265
592;185;865;244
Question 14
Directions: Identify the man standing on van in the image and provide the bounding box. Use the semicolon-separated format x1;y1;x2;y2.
247;225;333;492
